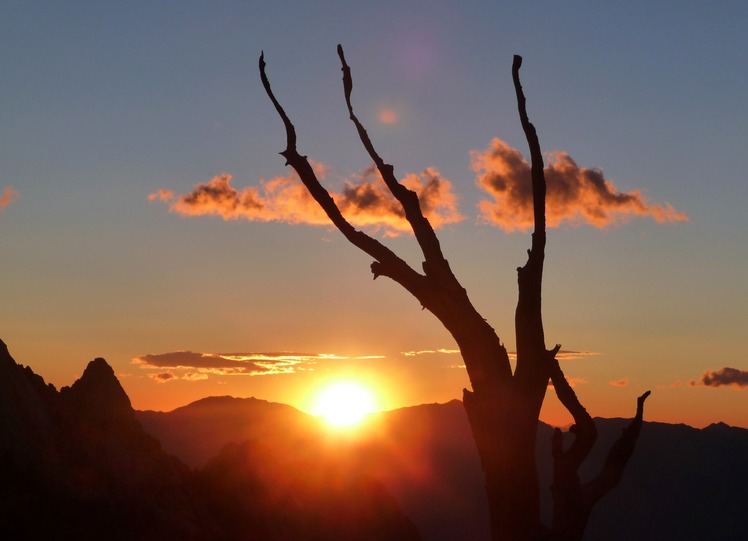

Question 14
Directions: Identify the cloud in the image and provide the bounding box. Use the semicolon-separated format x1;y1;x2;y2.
610;378;629;387
133;350;335;377
506;350;598;362
472;138;688;231
0;186;19;209
148;189;174;202
150;163;463;236
657;381;686;389
548;376;588;388
182;372;209;381
403;348;460;357
555;350;598;361
133;350;392;382
691;367;748;389
149;372;175;383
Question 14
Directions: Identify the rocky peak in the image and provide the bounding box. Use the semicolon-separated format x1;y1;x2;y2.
62;357;133;423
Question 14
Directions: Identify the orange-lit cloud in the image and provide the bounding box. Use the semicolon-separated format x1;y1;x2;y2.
150;164;463;236
507;350;598;362
133;351;330;377
133;350;384;382
149;372;175;383
403;348;460;357
148;189;174;203
690;367;748;389
556;350;598;361
548;376;588;388
472;138;688;231
610;378;629;387
0;186;19;209
657;381;686;389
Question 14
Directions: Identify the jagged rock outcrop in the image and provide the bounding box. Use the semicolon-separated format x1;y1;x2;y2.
0;339;422;540
0;341;216;539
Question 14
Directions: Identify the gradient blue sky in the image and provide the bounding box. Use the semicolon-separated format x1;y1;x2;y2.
2;1;747;427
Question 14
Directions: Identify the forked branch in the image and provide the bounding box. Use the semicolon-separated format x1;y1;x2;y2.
259;52;427;300
337;45;450;279
550;386;651;539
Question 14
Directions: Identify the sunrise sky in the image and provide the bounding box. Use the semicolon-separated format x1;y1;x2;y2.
2;2;747;428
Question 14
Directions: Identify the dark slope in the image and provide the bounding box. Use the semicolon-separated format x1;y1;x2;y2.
0;340;420;541
0;340;216;540
139;395;748;541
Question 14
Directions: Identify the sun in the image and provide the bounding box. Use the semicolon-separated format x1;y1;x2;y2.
312;382;377;428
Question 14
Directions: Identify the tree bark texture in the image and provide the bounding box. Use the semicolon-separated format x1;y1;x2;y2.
259;47;650;541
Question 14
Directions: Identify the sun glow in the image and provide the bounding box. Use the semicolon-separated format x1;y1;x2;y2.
312;382;377;428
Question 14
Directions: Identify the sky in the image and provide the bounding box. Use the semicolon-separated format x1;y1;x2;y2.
2;1;747;428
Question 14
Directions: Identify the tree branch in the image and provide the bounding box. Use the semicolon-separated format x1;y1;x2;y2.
512;55;550;398
550;389;651;539
259;52;427;301
512;55;546;246
337;45;451;279
584;390;651;503
549;352;597;469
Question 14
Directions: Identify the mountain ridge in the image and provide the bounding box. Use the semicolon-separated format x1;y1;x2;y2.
136;394;748;541
2;339;746;540
0;340;420;541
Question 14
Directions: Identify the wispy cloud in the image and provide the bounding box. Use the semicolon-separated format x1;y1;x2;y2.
472;138;688;231
549;376;588;388
610;378;629;387
657;381;686;390
134;350;378;382
556;350;598;361
690;367;748;389
403;348;460;357
150;163;463;237
133;351;334;378
507;350;598;362
149;371;175;383
0;186;19;209
147;189;174;203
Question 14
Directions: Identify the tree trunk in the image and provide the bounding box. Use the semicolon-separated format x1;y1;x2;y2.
464;386;545;541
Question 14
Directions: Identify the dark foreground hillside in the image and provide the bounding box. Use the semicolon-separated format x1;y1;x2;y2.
138;393;748;541
0;339;419;540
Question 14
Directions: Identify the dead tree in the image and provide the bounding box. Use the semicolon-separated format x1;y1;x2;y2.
259;46;650;541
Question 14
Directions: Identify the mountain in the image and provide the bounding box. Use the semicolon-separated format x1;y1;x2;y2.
0;340;419;540
139;397;489;540
0;339;217;540
138;396;748;541
136;395;322;467
582;418;748;540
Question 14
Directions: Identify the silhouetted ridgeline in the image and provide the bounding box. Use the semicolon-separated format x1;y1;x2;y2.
0;340;419;541
138;394;748;540
2;339;746;540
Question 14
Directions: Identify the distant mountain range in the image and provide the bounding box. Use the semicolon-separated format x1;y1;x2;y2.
137;395;748;541
2;339;746;540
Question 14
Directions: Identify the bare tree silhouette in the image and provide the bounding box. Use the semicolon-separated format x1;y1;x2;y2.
259;46;650;541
